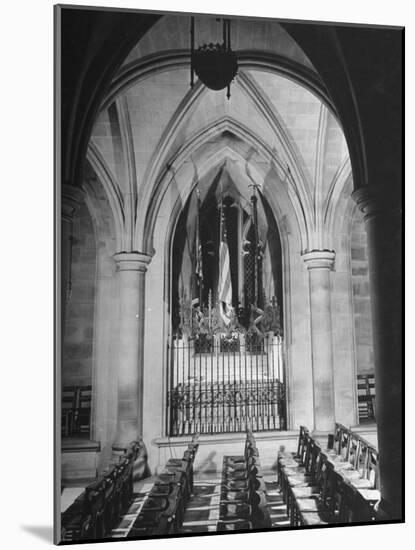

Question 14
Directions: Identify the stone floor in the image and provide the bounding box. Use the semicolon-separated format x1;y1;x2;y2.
111;479;155;538
265;477;292;528
181;473;293;533
181;475;221;534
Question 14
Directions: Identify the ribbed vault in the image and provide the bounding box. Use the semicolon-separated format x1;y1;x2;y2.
87;14;352;258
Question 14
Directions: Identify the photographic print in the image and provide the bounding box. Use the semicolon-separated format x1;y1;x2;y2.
55;3;403;544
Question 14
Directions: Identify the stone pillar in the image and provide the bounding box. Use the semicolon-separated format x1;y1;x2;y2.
113;252;152;449
353;186;402;520
61;183;85;343
302;250;336;432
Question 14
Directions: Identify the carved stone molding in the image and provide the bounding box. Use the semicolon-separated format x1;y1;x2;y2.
352;185;401;223
61;183;86;222
302;249;335;270
113;251;152;272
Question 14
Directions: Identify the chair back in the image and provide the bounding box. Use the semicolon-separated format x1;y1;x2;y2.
61;386;78;436
348;436;362;470
296;426;309;457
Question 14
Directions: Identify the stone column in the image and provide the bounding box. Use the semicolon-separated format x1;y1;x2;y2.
302;250;336;432
113;252;152;450
353;186;402;520
61;183;85;343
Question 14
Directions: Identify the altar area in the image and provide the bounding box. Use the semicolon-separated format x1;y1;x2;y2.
167;303;286;436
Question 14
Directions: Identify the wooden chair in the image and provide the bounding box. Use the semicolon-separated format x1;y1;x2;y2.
84;479;106;539
101;468;119;535
165;441;199;497
332;478;377;523
277;426;310;489
336;441;380;519
149;477;186;532
332;436;378;492
219;502;252;521
118;457;134;511
132;508;173;536
61;386;78;437
289;441;323;524
217;520;252;531
73;385;92;435
296;457;338;526
61;495;88;541
61;439;146;541
139;481;183;535
279;432;315;509
357;374;376;421
219;430;270;530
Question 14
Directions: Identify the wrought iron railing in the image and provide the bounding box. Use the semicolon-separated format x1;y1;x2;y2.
167;334;286;435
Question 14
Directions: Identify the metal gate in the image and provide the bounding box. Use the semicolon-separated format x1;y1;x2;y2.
167;333;286;435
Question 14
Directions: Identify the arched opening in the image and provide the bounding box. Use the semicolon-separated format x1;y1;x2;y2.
71;12;359;462
168;163;285;436
57;6;403;528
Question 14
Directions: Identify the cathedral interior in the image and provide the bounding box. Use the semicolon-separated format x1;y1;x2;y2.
57;6;403;542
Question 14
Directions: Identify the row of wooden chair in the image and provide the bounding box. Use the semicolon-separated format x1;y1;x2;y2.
357;374;376;422
278;424;380;526
129;434;200;537
61;440;143;541
218;430;271;532
61;385;92;437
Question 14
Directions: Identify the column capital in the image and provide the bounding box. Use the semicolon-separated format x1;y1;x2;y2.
62;183;86;221
352;185;401;222
113;251;152;272
302;250;335;270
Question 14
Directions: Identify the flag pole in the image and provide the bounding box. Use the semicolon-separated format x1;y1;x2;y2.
219;176;223;318
220;176;223;246
249;183;260;308
196;187;203;306
218;175;232;328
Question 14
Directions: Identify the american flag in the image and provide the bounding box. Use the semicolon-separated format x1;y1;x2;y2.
192;188;203;307
218;210;232;326
195;189;203;282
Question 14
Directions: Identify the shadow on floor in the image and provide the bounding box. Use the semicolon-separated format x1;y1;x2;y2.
20;525;53;543
194;451;217;475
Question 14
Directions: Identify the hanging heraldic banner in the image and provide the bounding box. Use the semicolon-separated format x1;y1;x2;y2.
54;2;403;545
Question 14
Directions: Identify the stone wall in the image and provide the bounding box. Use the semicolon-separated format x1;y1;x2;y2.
63;203;96;387
351;209;374;375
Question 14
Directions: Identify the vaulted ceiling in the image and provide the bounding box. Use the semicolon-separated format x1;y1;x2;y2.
87;14;351;253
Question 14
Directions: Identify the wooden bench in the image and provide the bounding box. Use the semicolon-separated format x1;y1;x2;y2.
61;438;144;541
61;385;92;437
327;432;380;522
279;425;380;527
357;374;376;421
219;430;271;530
132;434;199;536
290;445;338;526
61;385;78;437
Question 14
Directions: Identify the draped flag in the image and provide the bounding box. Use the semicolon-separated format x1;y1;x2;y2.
218;210;232;326
192;187;203;307
195;189;203;282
